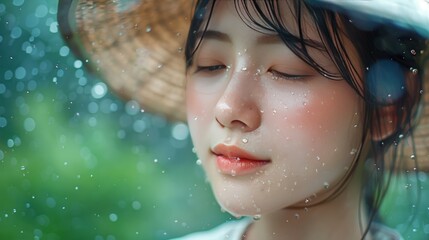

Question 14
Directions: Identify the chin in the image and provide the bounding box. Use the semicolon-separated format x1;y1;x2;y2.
212;187;294;218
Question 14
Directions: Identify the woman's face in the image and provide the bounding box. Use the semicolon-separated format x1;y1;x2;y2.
186;1;364;217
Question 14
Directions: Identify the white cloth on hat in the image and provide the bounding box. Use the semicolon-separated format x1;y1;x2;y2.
310;0;429;37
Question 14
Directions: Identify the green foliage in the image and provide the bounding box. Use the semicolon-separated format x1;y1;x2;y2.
0;90;229;239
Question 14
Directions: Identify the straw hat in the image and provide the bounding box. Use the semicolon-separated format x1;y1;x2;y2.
58;0;429;170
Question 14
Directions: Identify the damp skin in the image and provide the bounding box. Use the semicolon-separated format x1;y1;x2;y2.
186;1;367;239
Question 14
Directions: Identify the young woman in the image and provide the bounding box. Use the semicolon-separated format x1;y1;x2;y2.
58;0;429;239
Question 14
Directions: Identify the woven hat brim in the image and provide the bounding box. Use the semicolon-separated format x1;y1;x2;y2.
58;0;194;122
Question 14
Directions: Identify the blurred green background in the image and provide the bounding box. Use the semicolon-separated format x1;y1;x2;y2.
0;0;428;239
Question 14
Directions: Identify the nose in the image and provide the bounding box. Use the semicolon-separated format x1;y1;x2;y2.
214;68;262;132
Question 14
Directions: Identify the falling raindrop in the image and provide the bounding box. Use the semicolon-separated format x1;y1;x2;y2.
109;213;118;222
91;82;107;99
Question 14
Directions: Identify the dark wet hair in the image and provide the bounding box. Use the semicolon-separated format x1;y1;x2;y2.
185;0;426;238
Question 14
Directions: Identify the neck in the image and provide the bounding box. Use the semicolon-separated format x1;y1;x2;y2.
245;160;369;240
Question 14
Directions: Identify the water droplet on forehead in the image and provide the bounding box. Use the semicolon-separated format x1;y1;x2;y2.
323;182;330;189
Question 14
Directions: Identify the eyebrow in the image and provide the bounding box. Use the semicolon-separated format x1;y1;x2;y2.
197;30;325;50
196;30;283;44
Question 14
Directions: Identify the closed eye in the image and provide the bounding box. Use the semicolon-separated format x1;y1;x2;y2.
195;65;226;73
269;69;311;81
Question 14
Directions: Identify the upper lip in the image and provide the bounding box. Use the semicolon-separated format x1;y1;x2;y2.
212;144;269;161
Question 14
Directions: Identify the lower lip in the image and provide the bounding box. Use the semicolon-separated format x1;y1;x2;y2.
215;155;271;176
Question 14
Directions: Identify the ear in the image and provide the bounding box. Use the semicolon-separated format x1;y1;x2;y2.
370;70;420;141
370;105;398;141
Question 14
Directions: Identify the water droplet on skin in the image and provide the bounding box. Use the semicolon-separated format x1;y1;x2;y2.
323;182;330;189
412;68;418;75
353;124;358;128
242;138;248;144
146;25;152;32
241;67;247;71
294;213;300;219
410;154;416;160
195;159;202;165
231;170;237;176
304;198;310;204
350;148;357;155
253;215;261;221
420;89;424;94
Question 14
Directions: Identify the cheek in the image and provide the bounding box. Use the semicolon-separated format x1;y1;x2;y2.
266;81;362;162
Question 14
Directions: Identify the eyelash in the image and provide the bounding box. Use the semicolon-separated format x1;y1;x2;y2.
269;69;308;81
194;65;308;81
195;65;226;73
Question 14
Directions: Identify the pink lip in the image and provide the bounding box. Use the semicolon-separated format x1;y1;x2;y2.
212;144;271;176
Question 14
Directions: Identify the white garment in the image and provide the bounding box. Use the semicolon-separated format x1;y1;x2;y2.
172;218;404;240
171;219;251;240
